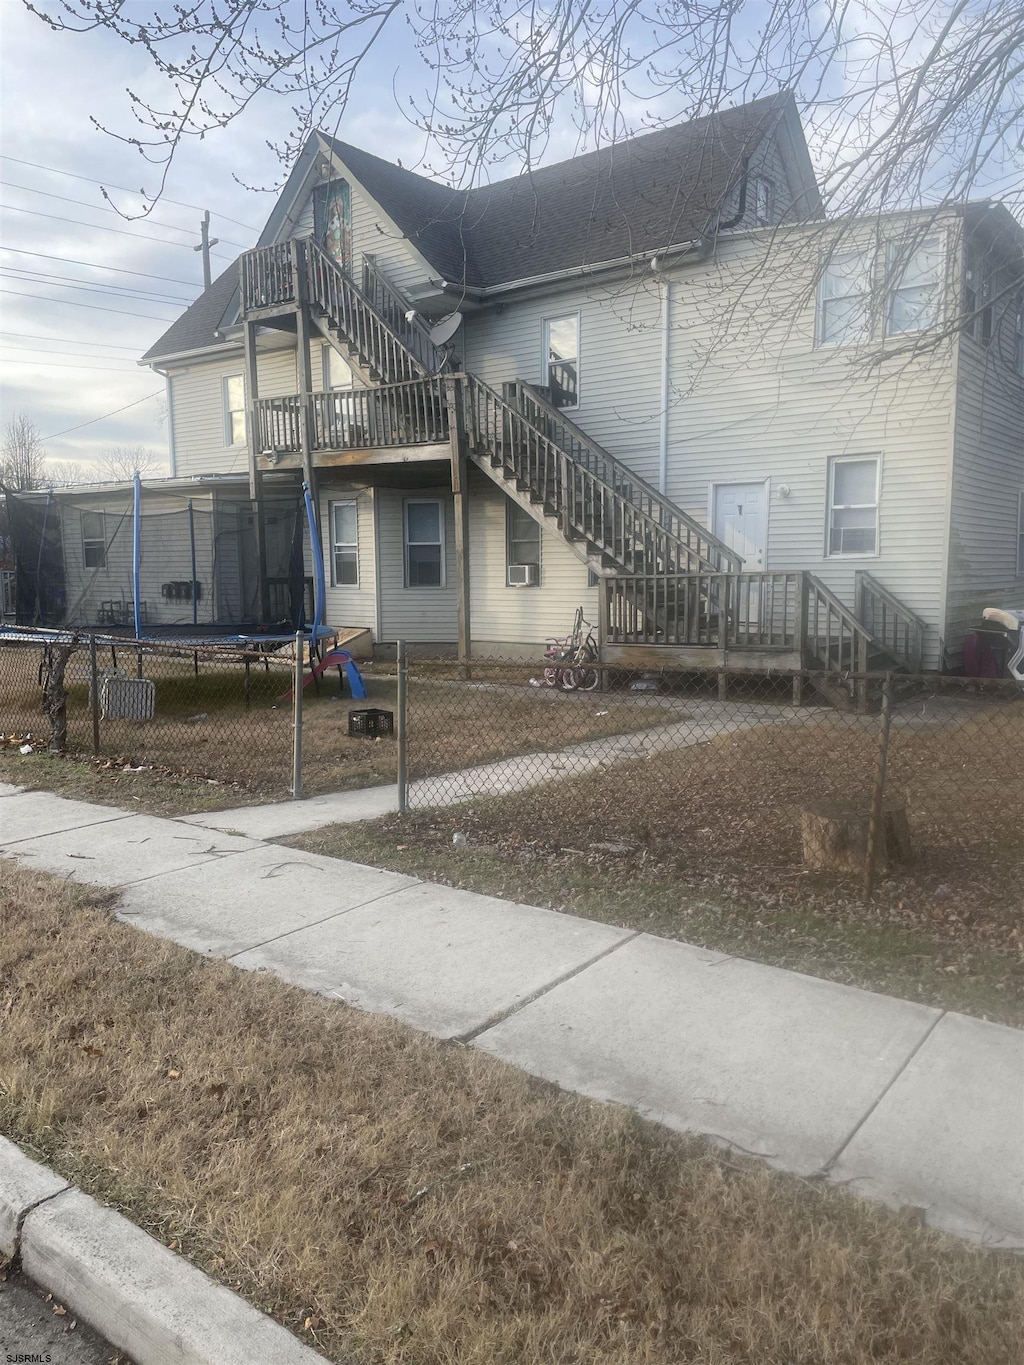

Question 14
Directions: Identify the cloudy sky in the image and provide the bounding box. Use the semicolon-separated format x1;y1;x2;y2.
0;2;423;478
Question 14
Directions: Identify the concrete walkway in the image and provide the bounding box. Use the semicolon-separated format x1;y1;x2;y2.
1;781;1021;1250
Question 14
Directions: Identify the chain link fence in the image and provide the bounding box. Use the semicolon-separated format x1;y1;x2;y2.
395;655;1023;906
0;630;399;803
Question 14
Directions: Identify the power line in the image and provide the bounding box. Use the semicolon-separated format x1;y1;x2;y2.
0;267;192;307
10;358;144;373
1;288;177;321
1;179;248;249
0;248;204;288
6;344;141;362
41;391;165;441
1;331;145;351
1;204;234;259
0;154;261;233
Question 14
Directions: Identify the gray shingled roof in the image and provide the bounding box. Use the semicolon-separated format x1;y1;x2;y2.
145;94;789;361
325;92;790;288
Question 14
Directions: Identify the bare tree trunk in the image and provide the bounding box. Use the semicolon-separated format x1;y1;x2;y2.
42;637;79;752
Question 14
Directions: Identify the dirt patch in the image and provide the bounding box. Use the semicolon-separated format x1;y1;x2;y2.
1;858;1022;1365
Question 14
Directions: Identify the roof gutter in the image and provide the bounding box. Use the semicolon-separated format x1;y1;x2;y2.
430;229;718;303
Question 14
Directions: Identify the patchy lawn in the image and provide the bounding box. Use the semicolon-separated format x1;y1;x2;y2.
1;645;680;815
291;703;1024;1026
1;859;1022;1365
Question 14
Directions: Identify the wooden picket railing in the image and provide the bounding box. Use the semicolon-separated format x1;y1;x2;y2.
255;378;450;455
856;570;925;672
362;255;444;374
509;381;741;574
605;572;804;648
240;241;295;312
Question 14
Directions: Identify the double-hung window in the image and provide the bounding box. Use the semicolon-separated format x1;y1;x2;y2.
506;500;541;586
82;510;106;569
223;374;246;446
544;314;579;408
817;251;872;345
404;499;445;587
886;236;943;335
827;456;879;557
330;501;359;586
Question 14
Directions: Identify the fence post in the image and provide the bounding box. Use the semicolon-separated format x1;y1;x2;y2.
89;634;100;756
291;630;304;800
396;639;408;813
863;673;895;900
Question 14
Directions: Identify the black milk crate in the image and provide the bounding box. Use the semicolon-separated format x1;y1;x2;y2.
348;707;394;739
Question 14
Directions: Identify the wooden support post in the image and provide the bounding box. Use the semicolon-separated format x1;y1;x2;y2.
293;239;320;539
244;318;272;624
792;571;808;706
445;376;472;674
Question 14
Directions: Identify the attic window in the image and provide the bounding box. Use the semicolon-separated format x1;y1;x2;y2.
751;176;774;226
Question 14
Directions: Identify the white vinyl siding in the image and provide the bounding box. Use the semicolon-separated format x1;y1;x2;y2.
330;500;359;586
167;345;297;477
315;483;376;633
376;488;456;642
827;457;880;557
1018;491;1024;577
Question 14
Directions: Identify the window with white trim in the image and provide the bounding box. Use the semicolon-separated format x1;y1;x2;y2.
817;251;872;345
330;500;359;587
751;175;774;226
827;456;879;557
82;510;106;569
506;500;541;586
223;374;246;446
1017;491;1024;577
324;348;355;390
404;499;445;588
544;314;579;408
886;236;943;335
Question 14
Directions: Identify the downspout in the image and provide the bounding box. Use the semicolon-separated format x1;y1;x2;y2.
132;470;142;641
657;274;671;495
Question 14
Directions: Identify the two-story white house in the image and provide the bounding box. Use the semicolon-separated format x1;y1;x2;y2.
12;93;1024;675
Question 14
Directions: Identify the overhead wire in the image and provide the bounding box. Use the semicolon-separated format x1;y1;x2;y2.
0;204;234;259
0;266;193;306
0;179;248;249
0;153;261;233
0;288;179;321
1;330;146;350
41;391;165;441
0;248;205;288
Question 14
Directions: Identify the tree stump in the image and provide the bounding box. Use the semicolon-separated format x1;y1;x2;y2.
800;800;911;876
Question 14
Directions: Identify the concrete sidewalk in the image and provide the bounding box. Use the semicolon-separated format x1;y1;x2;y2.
1;781;1021;1249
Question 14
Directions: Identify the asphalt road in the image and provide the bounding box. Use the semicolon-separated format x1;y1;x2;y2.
0;1270;130;1365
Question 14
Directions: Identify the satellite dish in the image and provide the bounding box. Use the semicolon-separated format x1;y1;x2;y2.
428;312;463;346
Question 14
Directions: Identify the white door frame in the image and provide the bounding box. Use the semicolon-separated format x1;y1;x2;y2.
707;478;771;570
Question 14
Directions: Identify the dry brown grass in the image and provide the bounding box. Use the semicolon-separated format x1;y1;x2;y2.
297;699;1024;1023
0;644;679;813
1;858;1023;1365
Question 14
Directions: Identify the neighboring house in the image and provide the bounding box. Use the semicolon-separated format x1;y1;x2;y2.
15;92;1024;673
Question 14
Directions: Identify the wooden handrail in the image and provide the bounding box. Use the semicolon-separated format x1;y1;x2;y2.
511;381;742;574
855;570;925;671
362;255;443;374
256;379;450;454
240;241;295;312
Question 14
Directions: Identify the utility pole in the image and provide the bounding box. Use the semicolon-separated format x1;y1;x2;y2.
193;210;219;288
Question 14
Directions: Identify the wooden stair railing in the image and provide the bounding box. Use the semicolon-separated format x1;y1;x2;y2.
304;239;428;384
509;381;742;575
362;255;444;375
855;570;925;672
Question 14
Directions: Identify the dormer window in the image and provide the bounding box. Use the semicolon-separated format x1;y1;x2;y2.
313;178;353;274
751;175;774;226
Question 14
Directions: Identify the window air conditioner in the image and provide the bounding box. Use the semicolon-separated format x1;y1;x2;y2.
508;563;538;587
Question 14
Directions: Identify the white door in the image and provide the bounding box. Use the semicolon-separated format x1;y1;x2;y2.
713;482;768;627
712;482;767;569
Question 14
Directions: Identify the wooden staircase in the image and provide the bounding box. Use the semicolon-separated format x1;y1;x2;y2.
238;240;925;697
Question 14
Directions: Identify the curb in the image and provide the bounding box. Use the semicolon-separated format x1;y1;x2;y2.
0;1136;323;1365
